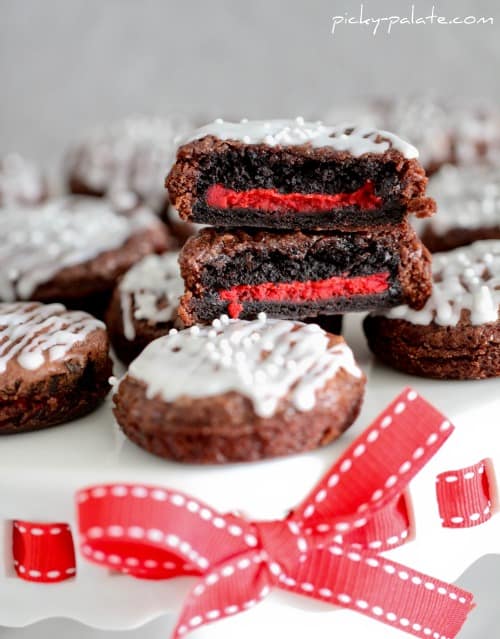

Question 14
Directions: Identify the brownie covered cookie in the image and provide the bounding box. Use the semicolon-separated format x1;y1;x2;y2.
106;252;184;364
166;118;435;231
363;241;500;379
177;222;431;325
113;315;366;463
0;196;171;315
0;153;47;207
0;302;112;433
66;115;193;213
421;166;500;253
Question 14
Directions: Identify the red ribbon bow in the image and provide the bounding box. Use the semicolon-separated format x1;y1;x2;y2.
77;388;474;639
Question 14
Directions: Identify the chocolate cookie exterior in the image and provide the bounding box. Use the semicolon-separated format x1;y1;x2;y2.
166;118;435;231
0;196;172;316
421;166;500;253
0;154;47;207
177;223;431;326
113;316;366;463
106;252;184;364
364;241;500;379
66;115;193;213
0;302;112;434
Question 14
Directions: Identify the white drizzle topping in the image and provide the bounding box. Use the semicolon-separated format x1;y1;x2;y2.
0;302;104;373
323;96;451;169
119;252;184;341
0;154;45;206
67;115;193;210
382;241;500;326
127;314;362;418
0;196;158;302
186;117;418;159
427;165;500;233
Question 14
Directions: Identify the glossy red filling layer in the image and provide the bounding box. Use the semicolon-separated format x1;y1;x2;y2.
219;272;390;319
206;181;382;213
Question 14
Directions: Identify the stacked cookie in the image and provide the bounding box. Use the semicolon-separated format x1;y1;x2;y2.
166;118;435;326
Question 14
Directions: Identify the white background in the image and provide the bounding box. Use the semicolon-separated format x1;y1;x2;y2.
1;0;500;166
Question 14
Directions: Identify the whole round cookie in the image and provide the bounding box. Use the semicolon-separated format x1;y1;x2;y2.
422;166;500;252
106;251;184;364
113;314;366;463
0;302;112;434
66;115;193;213
364;240;500;379
0;196;171;316
0;153;47;207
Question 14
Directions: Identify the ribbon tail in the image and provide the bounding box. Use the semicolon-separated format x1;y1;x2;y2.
172;550;271;639
278;546;474;639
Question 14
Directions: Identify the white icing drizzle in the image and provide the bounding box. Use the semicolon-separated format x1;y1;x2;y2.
119;252;183;341
427;165;500;234
67;115;193;210
0;196;158;302
0;302;104;374
0;154;45;206
382;241;500;326
186;117;418;159
127;314;362;418
324;96;451;169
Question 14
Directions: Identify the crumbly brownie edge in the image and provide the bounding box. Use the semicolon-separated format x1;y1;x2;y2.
113;365;366;463
363;314;500;379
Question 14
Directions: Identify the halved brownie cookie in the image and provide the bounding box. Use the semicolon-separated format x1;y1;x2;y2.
177;223;431;325
166;118;435;231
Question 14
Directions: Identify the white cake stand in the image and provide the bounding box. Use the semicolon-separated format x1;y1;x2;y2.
1;315;499;639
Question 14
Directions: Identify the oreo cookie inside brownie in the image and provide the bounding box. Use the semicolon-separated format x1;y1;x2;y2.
113;315;365;463
178;223;431;325
106;251;184;364
0;196;171;316
166;118;435;231
364;240;500;379
0;302;112;433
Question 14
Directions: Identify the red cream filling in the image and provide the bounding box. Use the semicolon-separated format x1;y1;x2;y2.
206;181;382;213
219;272;390;319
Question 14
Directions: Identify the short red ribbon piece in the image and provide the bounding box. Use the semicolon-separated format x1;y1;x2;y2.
77;388;474;639
436;459;494;528
12;521;76;583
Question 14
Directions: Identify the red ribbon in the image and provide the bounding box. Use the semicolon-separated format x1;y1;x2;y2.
77;388;474;639
436;459;494;528
12;521;76;582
